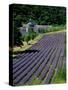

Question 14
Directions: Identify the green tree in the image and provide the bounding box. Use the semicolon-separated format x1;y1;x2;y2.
12;9;23;46
12;4;66;25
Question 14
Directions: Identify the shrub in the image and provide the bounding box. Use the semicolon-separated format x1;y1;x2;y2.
29;30;38;40
24;35;30;44
32;32;37;39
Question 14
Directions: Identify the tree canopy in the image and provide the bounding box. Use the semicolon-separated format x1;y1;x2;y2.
12;4;66;25
9;4;66;47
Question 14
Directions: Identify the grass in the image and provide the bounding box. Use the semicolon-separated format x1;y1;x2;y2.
30;78;41;85
44;29;66;35
13;34;43;56
51;66;66;83
28;76;42;85
44;25;66;33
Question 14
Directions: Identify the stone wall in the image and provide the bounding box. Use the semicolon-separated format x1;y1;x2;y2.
20;24;52;36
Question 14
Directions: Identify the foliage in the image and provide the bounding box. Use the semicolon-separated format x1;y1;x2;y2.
30;76;41;85
10;4;66;47
13;28;23;46
12;4;66;25
9;5;23;47
22;30;38;44
38;29;45;33
29;31;38;40
44;25;66;33
24;34;31;44
51;66;66;83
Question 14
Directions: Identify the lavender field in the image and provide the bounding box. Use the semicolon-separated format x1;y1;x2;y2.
13;32;66;86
